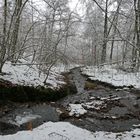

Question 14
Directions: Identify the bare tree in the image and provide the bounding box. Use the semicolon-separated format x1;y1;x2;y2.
0;0;7;73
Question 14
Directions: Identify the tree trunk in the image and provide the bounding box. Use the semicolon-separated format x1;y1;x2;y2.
137;0;140;69
11;0;23;62
101;0;108;64
110;0;121;62
0;0;7;73
133;0;140;70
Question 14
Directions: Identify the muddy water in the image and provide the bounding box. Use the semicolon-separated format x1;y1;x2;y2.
0;67;140;135
0;104;59;135
58;68;140;132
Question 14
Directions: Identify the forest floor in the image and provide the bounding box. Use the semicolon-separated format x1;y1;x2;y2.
81;65;140;89
0;59;69;88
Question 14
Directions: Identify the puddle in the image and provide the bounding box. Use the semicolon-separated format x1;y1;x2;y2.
0;104;59;135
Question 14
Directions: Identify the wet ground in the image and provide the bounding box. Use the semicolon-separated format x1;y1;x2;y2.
58;68;140;132
0;103;59;135
0;67;140;135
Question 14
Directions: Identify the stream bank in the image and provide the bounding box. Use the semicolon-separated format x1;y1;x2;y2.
0;67;140;135
0;75;77;135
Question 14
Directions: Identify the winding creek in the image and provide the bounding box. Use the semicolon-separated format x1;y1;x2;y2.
0;67;140;135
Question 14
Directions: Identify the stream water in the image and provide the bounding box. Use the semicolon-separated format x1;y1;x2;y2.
0;67;140;135
58;68;140;132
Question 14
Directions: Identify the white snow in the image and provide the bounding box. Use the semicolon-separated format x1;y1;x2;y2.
133;124;140;127
68;104;87;117
15;114;41;126
81;65;140;89
52;64;81;73
82;95;121;110
0;59;66;88
82;100;105;110
0;58;81;88
0;121;140;140
100;96;121;101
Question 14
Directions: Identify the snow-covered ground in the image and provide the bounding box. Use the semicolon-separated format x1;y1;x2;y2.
67;95;121;117
81;65;140;89
68;104;87;117
0;121;140;140
0;59;75;88
83;100;105;110
0;59;81;88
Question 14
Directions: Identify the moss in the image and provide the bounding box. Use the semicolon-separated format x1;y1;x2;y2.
84;81;97;90
0;83;77;103
86;78;134;89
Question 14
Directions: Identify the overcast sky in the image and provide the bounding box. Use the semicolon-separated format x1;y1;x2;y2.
32;0;85;16
69;0;85;16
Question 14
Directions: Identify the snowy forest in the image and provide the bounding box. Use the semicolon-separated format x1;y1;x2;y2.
0;0;140;71
0;0;140;140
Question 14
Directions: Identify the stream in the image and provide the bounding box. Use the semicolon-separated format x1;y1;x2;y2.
0;67;140;135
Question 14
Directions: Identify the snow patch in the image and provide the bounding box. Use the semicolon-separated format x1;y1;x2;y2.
81;66;140;89
68;104;87;117
82;100;105;110
0;122;140;140
15;114;41;126
0;59;66;88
